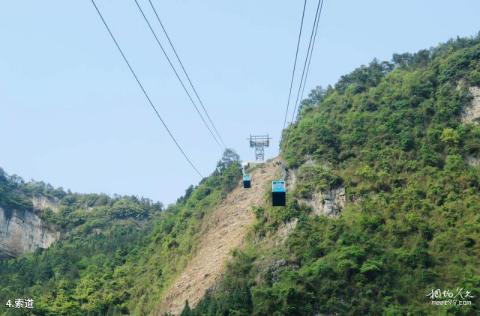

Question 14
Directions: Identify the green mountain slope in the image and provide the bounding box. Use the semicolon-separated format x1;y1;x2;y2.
187;35;480;315
0;151;241;315
0;168;163;315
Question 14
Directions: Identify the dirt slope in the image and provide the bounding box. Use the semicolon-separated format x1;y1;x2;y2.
157;159;278;315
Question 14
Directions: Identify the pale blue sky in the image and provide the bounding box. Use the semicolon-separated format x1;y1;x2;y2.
0;0;479;204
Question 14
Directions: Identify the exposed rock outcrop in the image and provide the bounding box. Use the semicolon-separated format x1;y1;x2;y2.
0;207;59;259
288;161;346;217
267;259;299;283
303;187;346;217
467;155;480;167
461;86;480;124
32;196;59;212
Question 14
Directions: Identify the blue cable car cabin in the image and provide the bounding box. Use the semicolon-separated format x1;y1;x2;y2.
272;180;286;206
243;174;251;188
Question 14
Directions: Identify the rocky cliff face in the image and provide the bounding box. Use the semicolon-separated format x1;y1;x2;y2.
289;163;346;217
0;207;59;259
461;86;480;124
302;187;346;217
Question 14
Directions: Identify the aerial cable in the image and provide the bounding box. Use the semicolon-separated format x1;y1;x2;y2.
284;0;324;154
298;0;325;106
147;0;227;148
133;0;223;150
291;0;324;123
283;0;324;155
90;0;204;178
282;0;308;132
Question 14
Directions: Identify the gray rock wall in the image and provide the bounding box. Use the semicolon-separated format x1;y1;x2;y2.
462;86;480;124
303;187;346;217
0;207;59;259
288;164;346;217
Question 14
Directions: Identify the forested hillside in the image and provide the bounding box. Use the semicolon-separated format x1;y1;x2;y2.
0;151;241;315
186;35;480;315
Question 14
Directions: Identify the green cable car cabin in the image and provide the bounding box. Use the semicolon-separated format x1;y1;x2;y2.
243;174;251;188
272;180;286;206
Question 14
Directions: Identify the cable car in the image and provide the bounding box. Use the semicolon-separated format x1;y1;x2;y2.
272;180;286;206
243;174;251;188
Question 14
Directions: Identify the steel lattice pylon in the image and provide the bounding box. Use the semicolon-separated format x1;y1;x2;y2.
248;135;270;161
